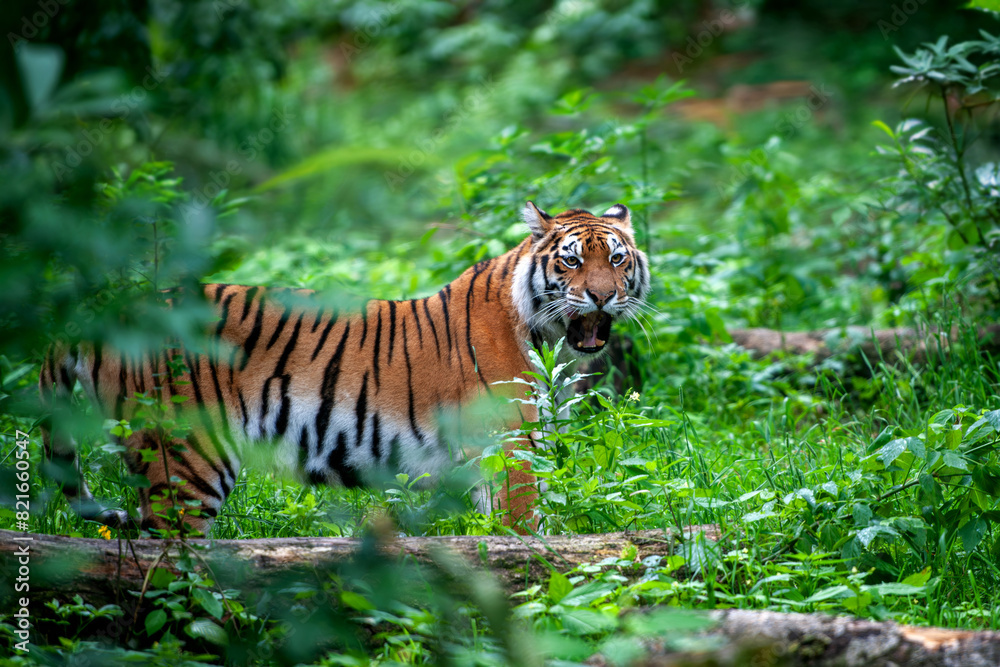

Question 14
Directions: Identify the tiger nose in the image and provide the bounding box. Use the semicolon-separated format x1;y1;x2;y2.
587;289;614;307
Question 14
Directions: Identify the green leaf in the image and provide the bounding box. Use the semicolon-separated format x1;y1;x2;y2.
192;588;223;619
16;44;65;112
872;120;896;140
876;438;908;467
149;568;177;589
941;450;968;471
623;608;710;634
853;503;873;526
548;571;573;604
874;583;924;596
561;581;618;607
842;592;872;612
340;591;374;611
145;609;167;636
125;473;151;489
596;432;621;469
958;517;987;552
964;0;1000;13
803;585;851;603
856;524;900;548
185;618;229;646
558;608;617;636
902;568;931;587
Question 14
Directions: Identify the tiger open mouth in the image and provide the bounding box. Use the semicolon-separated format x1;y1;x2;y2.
566;311;613;353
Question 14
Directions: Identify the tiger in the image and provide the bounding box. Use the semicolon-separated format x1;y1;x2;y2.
38;202;651;535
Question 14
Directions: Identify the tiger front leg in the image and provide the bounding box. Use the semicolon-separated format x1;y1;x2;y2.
123;430;230;537
497;435;540;533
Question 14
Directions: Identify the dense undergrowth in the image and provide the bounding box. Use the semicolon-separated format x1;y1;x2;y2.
2;1;1000;665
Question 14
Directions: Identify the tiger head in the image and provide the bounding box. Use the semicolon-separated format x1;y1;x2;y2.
513;201;651;358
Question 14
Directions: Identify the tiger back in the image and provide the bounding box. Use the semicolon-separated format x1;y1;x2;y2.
38;202;651;534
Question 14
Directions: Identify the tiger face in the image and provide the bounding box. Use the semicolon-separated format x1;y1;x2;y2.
514;202;651;357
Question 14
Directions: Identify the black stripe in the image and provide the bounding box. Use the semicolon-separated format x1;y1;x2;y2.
371;413;381;460
115;352;127;418
465;272;492;391
422;298;441;358
172;459;225;500
238;390;249;428
500;249;516;280
529;258;542;310
409;300;424;346
372;304;383;390
311;312;337;361
387;301;397;364
327;432;361;487
402;322;424;445
274;313;304;376
465;271;479;365
212;284;229;303
484;263;496;302
354;371;368;449
164;346;181;403
315;322;351;448
91;344;103;400
265;302;293;350
440;287;453;357
273;313;304;437
240;287;259;321
240;296;266;370
311;307;325;333
359;301;370;348
215;292;235;340
183;353;236;492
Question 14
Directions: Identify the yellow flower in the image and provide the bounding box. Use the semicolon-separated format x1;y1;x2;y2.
177;508;185;517
628;390;640;402
98;525;112;540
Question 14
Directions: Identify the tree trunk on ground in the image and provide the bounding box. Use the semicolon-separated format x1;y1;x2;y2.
0;526;717;604
5;529;1000;665
588;609;1000;666
727;324;1000;368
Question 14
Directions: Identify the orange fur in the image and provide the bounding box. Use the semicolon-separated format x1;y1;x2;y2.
38;203;650;534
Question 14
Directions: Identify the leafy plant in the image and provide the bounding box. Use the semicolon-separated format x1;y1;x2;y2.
875;32;1000;309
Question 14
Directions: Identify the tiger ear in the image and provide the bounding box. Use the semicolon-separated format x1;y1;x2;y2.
522;201;555;239
602;204;632;230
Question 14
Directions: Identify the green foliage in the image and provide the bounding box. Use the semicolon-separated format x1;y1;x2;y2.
872;32;1000;310
4;2;1000;665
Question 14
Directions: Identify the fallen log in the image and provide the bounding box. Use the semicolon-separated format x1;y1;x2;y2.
0;526;718;606
6;528;1000;665
729;324;1000;368
589;608;1000;666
